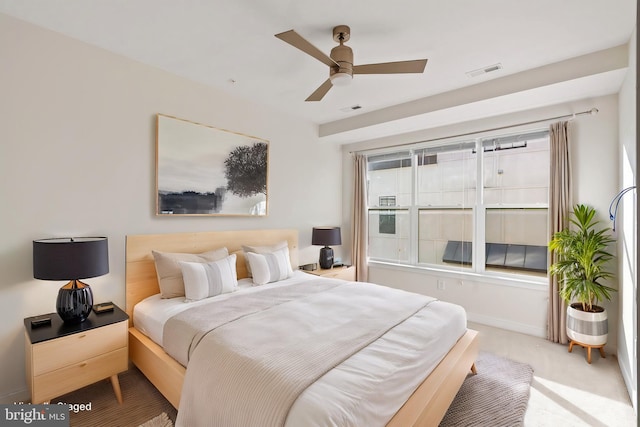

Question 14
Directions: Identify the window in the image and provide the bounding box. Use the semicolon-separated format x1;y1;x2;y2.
366;130;549;279
368;151;411;262
378;196;396;234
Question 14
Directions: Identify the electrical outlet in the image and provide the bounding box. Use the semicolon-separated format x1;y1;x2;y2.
437;279;445;290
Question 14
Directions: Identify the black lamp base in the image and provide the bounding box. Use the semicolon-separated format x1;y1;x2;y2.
319;246;334;269
56;280;93;324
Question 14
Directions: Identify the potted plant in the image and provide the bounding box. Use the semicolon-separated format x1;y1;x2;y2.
549;204;616;352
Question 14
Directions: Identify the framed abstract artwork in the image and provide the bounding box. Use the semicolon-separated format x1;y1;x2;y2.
156;114;269;216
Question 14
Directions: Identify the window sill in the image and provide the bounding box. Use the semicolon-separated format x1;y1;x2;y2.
368;260;548;291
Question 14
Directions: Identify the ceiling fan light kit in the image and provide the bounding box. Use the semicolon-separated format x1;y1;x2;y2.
275;25;428;101
330;72;352;86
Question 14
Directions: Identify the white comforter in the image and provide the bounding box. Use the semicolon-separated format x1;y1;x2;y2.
134;271;467;426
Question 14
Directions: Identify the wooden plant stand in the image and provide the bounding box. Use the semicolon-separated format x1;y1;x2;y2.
568;339;606;364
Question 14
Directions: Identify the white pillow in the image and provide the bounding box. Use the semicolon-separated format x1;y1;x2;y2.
152;247;229;298
179;254;238;301
242;241;289;277
245;247;293;285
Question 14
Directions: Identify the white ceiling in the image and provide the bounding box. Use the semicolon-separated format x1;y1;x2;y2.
0;0;636;143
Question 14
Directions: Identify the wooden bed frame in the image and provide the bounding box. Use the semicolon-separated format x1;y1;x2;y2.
125;229;478;427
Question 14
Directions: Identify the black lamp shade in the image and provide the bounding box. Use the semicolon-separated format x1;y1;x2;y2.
312;227;341;269
33;237;108;324
312;227;342;247
33;237;109;280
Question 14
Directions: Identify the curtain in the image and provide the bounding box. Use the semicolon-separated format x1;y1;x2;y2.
351;154;368;282
548;121;572;344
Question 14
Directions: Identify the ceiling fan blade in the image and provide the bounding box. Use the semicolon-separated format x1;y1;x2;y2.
275;30;338;68
353;59;428;75
305;79;333;102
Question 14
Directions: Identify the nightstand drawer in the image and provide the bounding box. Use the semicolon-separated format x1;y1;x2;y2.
32;347;128;404
32;321;127;376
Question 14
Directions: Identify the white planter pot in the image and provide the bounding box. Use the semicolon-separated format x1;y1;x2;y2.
566;303;608;346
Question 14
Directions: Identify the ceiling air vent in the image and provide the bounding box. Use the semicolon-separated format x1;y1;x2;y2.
340;104;363;112
466;63;503;78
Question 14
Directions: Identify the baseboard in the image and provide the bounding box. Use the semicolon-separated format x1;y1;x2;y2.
467;312;546;338
618;357;638;413
0;388;30;405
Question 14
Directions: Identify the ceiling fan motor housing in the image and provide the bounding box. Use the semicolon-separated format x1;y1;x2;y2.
330;43;353;78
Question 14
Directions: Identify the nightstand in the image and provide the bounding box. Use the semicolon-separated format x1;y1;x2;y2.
305;265;356;281
24;304;129;404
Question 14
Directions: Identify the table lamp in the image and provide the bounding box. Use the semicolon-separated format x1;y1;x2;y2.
312;227;342;269
33;237;109;324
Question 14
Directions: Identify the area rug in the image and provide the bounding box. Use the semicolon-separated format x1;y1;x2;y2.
138;412;173;427
52;368;177;427
440;351;534;427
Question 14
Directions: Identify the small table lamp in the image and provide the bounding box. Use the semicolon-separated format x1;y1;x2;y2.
33;237;109;324
312;227;342;269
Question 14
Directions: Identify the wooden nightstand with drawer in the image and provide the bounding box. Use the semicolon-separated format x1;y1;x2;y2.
24;304;129;404
305;265;356;281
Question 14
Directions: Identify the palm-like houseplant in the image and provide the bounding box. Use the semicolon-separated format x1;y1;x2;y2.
549;204;616;350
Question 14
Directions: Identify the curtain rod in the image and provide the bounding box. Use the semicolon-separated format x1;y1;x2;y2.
350;107;599;154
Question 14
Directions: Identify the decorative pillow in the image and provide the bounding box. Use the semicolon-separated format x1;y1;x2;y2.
242;241;289;277
179;254;238;302
152;247;229;298
245;247;294;286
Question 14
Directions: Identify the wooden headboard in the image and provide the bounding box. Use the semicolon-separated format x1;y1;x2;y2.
125;229;299;325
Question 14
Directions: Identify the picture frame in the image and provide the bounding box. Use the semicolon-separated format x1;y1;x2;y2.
156;114;269;216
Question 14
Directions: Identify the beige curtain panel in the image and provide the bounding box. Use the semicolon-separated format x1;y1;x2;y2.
351;154;368;282
547;121;572;344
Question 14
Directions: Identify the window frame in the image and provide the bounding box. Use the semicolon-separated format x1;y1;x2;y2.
365;129;550;284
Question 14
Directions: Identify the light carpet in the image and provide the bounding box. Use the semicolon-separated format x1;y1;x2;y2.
440;351;534;427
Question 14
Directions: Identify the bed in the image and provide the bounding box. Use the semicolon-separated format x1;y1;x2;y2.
125;229;478;426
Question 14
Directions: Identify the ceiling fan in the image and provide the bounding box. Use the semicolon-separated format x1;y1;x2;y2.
275;25;428;101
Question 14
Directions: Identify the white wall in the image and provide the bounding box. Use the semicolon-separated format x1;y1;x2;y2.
617;26;637;411
342;95;621;344
0;14;344;402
